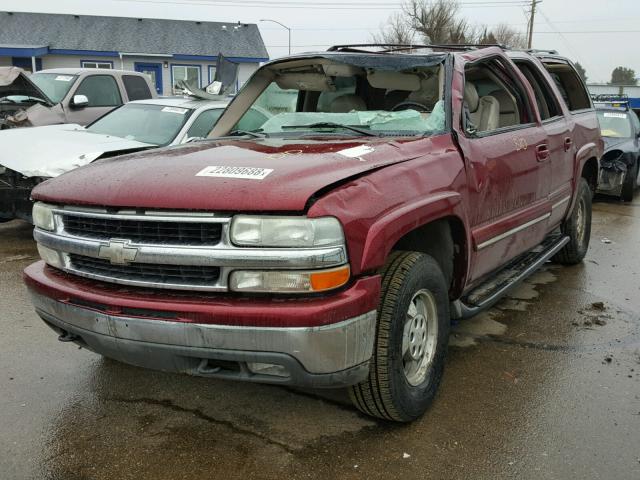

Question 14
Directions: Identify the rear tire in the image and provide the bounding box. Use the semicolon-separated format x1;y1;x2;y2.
553;177;592;265
349;251;450;422
621;160;638;202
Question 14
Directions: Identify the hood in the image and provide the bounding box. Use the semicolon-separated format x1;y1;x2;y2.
0;124;153;178
32;136;436;211
0;67;54;106
602;136;635;152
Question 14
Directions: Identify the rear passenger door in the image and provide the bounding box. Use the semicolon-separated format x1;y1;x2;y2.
513;58;573;227
64;75;123;125
455;54;551;283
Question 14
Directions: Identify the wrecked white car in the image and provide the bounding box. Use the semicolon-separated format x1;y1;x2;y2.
0;96;272;223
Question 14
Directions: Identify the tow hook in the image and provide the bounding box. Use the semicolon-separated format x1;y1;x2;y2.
58;330;80;343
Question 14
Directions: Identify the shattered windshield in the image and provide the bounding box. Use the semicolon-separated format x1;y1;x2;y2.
597;110;632;138
229;60;446;137
87;103;194;146
30;73;78;104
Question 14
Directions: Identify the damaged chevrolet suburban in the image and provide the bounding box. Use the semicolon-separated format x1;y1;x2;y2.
24;45;602;422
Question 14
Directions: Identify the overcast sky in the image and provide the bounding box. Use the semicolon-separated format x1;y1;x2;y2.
1;0;638;83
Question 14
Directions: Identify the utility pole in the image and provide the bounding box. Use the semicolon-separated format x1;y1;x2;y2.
527;0;541;49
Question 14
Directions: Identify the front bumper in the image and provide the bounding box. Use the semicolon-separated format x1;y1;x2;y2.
25;262;380;388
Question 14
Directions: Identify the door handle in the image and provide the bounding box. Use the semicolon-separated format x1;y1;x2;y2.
536;144;550;162
564;137;573;152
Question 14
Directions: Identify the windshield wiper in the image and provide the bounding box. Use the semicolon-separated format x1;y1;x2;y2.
281;122;380;137
228;129;267;138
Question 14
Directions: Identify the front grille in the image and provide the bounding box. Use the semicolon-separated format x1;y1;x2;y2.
69;254;221;287
63;215;223;246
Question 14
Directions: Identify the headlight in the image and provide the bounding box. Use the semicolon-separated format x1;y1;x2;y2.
231;216;344;247
37;244;63;268
230;265;350;293
32;202;55;231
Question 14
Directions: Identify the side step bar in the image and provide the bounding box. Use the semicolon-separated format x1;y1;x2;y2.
452;234;569;319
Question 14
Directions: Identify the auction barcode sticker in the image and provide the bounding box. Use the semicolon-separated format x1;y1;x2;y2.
603;112;627;119
162;106;188;115
196;166;273;180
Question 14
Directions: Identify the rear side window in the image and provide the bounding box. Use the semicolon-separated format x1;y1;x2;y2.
186;109;224;139
513;60;561;120
541;62;591;112
75;75;122;107
123;75;152;101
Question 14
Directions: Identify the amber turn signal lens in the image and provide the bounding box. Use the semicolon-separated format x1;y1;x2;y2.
310;265;350;292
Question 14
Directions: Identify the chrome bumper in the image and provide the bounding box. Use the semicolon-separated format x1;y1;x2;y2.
30;292;376;387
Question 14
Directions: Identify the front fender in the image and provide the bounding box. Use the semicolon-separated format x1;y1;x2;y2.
359;192;466;273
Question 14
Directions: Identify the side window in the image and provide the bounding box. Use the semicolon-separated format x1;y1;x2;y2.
541;62;591;112
186;109;224;139
236;108;269;131
123;75;152;101
75;75;122;107
463;58;532;134
513;60;561;120
254;83;298;115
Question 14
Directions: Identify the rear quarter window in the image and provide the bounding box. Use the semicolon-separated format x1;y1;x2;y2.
541;62;591;112
123;75;153;101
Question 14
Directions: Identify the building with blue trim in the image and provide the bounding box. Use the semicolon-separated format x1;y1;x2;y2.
0;12;269;95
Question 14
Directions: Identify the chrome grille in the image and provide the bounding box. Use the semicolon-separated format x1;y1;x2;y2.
63;214;223;246
69;254;221;287
33;205;348;292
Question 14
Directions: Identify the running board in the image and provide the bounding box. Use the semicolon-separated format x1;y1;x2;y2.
452;234;569;319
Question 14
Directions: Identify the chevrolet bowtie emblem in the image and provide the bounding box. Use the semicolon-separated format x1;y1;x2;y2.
98;240;138;265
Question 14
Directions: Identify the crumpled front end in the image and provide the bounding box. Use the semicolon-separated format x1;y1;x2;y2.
0;167;47;222
0;66;58;129
597;149;633;196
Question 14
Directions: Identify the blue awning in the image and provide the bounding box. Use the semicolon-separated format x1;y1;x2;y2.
0;44;49;57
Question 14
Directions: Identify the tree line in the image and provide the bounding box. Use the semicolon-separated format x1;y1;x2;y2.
374;0;637;86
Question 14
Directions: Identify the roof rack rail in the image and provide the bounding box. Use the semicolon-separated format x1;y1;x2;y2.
592;93;630;102
525;48;559;55
327;43;505;53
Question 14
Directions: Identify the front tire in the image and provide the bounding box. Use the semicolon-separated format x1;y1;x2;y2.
553;177;592;265
349;251;450;422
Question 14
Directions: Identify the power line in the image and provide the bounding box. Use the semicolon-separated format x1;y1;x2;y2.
113;0;530;10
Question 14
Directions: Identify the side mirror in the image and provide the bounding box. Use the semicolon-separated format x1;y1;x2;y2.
71;94;89;108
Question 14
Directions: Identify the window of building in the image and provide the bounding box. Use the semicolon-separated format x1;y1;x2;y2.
75;75;122;107
540;61;591;112
123;75;153;101
208;65;217;84
513;60;561;121
81;61;113;69
172;65;201;93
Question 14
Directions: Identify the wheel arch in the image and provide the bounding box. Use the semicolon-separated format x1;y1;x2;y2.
581;156;599;194
359;192;470;299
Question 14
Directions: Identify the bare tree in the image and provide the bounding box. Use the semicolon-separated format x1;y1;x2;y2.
490;23;527;48
403;0;465;44
372;12;415;45
372;0;526;48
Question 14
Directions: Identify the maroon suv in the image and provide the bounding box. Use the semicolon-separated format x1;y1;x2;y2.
24;45;602;422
